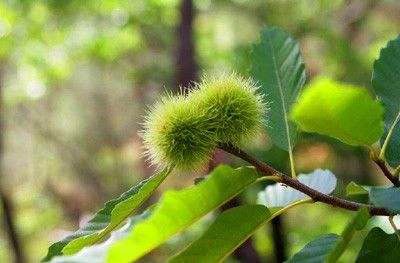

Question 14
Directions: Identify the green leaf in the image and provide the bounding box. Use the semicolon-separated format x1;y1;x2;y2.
106;165;258;263
291;78;384;146
258;169;336;208
325;208;369;263
286;234;339;263
345;182;369;196
372;35;400;167
356;227;400;263
250;27;306;151
370;187;400;213
345;182;391;197
167;205;271;263
42;168;171;262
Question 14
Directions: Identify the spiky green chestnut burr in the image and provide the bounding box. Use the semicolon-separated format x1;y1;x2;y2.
141;94;217;170
191;73;266;146
141;74;266;170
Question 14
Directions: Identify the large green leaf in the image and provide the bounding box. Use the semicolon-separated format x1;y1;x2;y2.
168;205;271;263
258;169;336;208
291;78;384;146
356;227;400;263
370;187;400;213
286;234;339;263
372;35;400;167
106;165;258;263
250;27;306;151
42;168;171;262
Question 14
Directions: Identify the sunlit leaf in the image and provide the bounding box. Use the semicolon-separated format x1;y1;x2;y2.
291;78;384;146
372;35;400;167
250;27;306;151
106;165;258;263
257;169;336;208
42;168;171;262
356;227;400;263
168;205;271;263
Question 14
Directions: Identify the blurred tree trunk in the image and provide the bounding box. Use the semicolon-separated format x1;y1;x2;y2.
0;192;25;263
176;0;197;89
0;65;25;263
271;217;286;262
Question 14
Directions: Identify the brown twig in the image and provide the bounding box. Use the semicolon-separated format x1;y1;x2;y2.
373;159;400;187
218;144;392;216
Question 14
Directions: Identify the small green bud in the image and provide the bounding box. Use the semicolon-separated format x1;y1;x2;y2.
141;94;217;170
191;73;266;146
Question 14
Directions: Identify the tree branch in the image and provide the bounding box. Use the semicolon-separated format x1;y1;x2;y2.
373;159;400;187
218;144;392;216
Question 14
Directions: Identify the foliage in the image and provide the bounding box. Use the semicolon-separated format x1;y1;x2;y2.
250;27;305;177
286;234;339;263
1;1;399;262
356;227;400;263
286;208;369;263
43;168;171;261
106;165;257;263
372;35;400;167
369;188;400;214
168;205;271;263
291;78;384;146
39;26;400;263
250;27;305;152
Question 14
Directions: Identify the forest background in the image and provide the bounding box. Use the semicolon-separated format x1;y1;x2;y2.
1;0;400;262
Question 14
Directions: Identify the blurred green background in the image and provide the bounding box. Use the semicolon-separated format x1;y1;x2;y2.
0;0;399;262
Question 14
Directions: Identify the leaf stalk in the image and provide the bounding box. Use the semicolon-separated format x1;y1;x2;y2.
389;216;400;241
379;111;400;160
